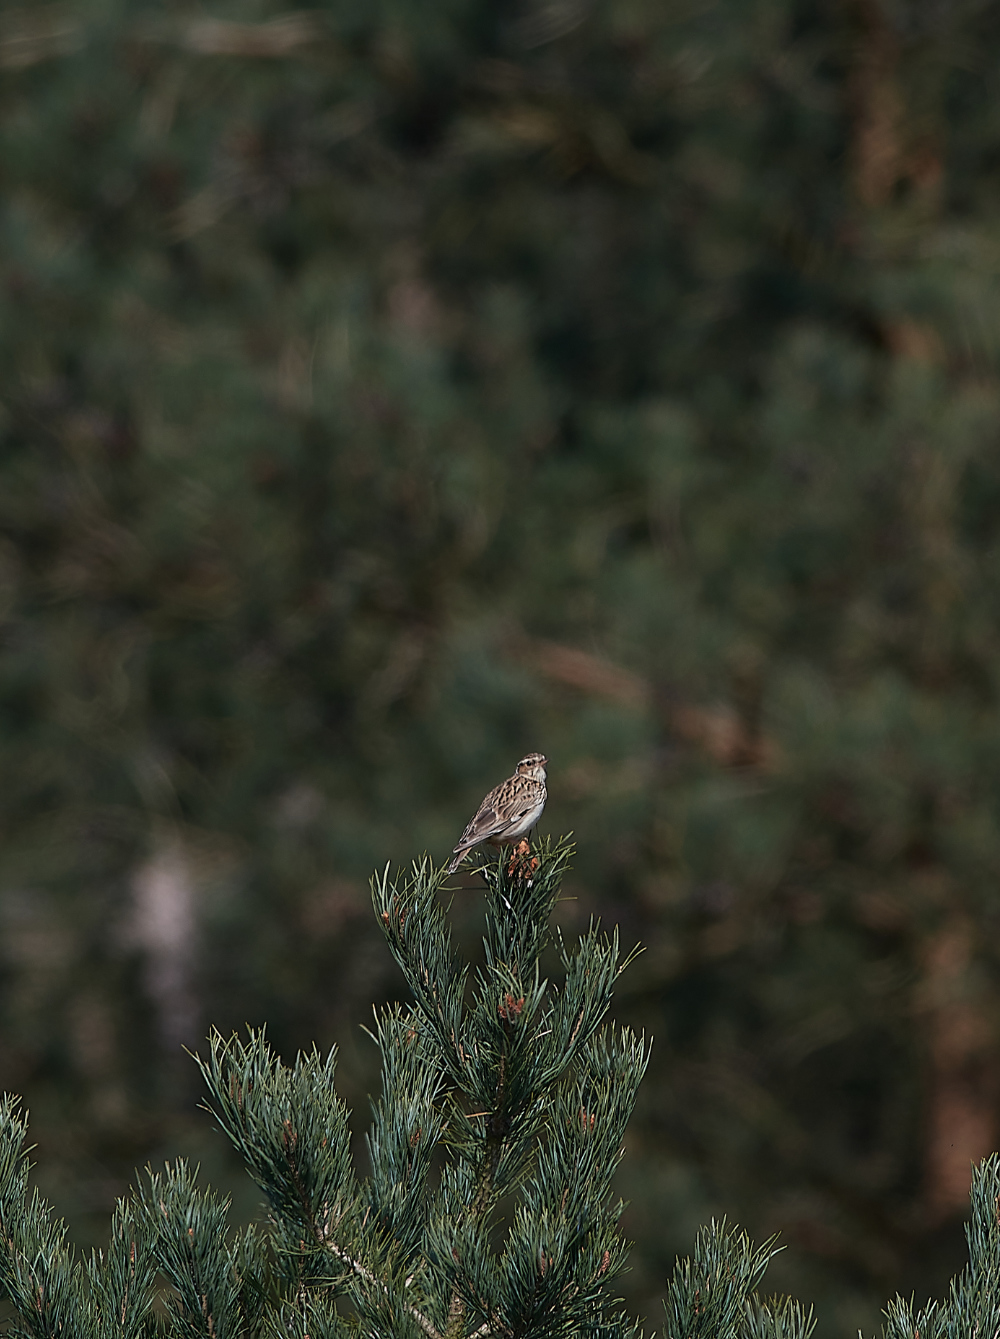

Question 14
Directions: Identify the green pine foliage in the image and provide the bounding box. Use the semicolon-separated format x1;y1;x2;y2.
661;1219;815;1339
882;1154;1000;1339
0;840;998;1339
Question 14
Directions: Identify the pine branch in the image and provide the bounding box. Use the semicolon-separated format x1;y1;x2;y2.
85;1198;158;1339
364;1003;448;1260
134;1160;251;1339
196;1027;362;1291
0;1095;89;1339
883;1154;1000;1339
661;1219;792;1339
373;855;471;1085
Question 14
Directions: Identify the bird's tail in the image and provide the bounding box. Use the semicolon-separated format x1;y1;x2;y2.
445;851;464;875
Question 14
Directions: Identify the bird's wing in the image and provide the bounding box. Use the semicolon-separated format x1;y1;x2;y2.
452;800;504;854
451;778;540;855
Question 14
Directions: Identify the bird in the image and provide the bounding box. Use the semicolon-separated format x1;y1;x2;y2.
446;753;548;874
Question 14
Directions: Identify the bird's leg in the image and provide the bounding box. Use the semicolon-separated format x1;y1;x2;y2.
524;825;540;876
525;822;540;869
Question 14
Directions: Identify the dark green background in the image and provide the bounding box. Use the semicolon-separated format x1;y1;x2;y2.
3;0;1000;1332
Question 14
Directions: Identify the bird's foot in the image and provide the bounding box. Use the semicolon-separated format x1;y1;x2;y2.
506;839;539;879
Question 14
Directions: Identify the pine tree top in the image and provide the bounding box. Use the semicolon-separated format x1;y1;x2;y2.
0;837;996;1338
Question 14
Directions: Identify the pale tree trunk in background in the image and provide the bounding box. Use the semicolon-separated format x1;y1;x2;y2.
124;840;199;1071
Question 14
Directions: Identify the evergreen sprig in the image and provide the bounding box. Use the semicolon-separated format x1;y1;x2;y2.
0;1094;86;1339
883;1153;1000;1339
83;1199;158;1339
134;1160;253;1339
661;1219;815;1339
371;854;471;1085
364;1003;448;1262
195;1028;361;1289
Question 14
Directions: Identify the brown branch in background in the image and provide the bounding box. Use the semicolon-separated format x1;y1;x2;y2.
528;639;650;710
0;4;81;69
519;637;778;770
915;913;999;1222
2;8;331;71
880;321;944;366
671;703;774;770
175;14;327;59
846;0;904;207
845;0;943;210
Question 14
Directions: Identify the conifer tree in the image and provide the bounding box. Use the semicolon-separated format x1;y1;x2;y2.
0;837;998;1338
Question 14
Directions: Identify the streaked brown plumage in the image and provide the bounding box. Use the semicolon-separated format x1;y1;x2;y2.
446;753;548;874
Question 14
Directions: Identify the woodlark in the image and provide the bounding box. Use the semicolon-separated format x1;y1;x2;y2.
446;753;548;874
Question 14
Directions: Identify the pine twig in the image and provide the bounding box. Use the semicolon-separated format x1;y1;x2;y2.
326;1242;440;1339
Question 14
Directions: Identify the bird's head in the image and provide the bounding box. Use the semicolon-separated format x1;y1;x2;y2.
516;752;548;782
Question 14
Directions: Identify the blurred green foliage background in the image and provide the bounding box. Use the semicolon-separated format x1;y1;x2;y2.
4;0;1000;1331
